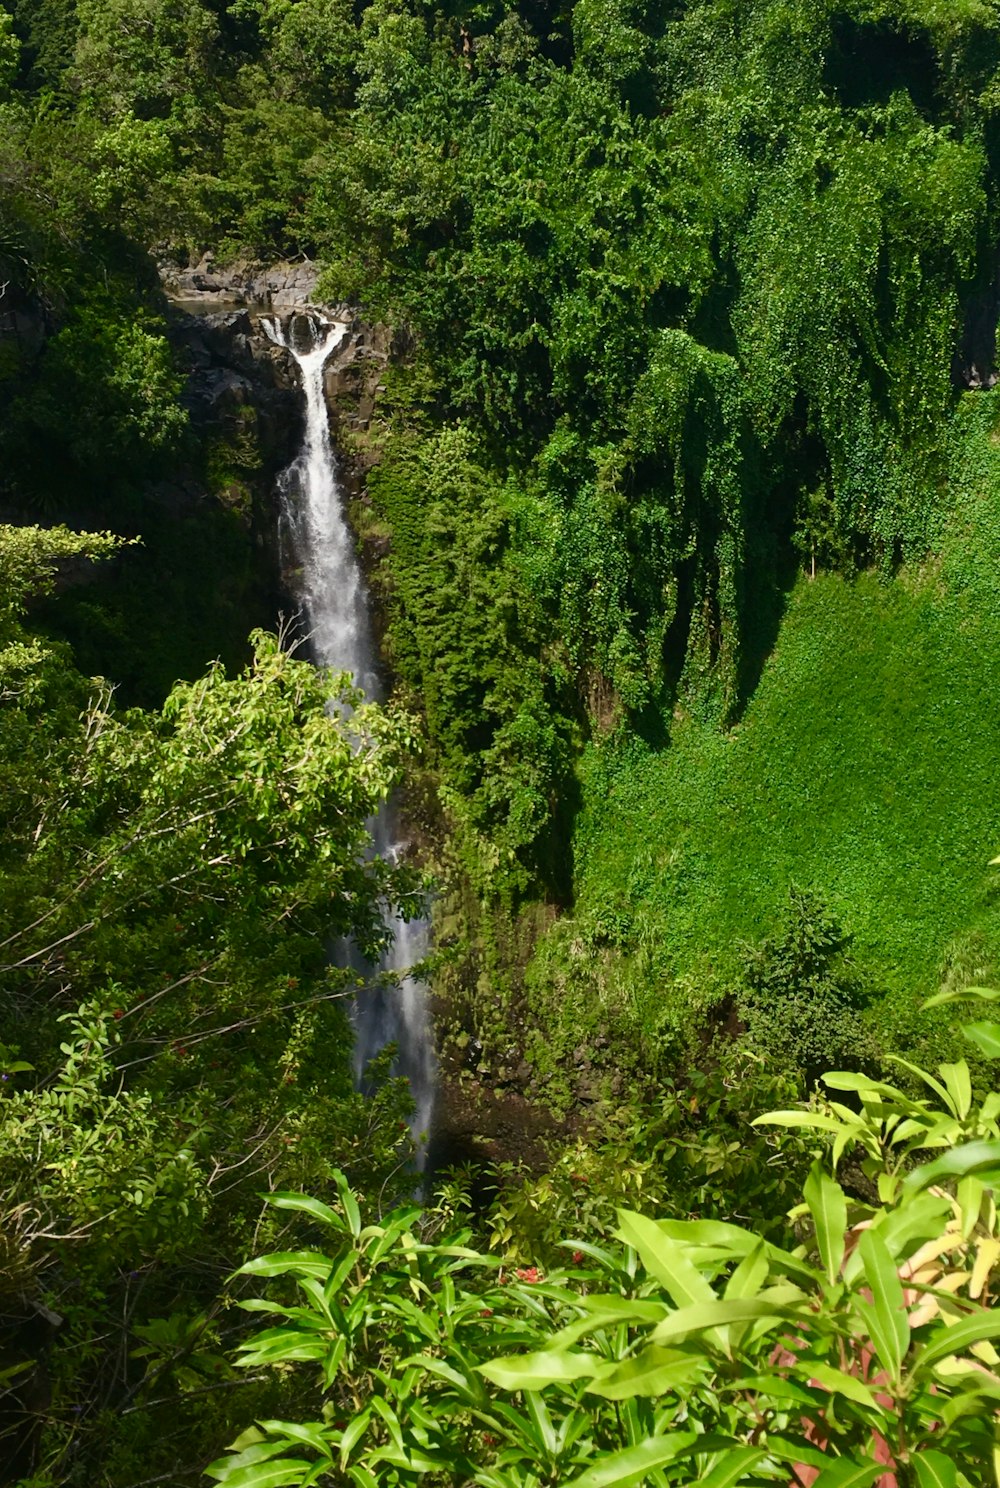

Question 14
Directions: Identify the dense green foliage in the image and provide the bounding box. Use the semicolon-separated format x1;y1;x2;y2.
207;993;1000;1488
0;527;418;1484
5;0;1000;1482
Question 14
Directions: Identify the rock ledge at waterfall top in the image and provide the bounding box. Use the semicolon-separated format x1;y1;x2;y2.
158;252;322;309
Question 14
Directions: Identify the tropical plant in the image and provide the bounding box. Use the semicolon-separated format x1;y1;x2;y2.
206;992;1000;1488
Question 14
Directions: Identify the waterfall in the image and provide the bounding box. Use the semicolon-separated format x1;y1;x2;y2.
262;310;435;1157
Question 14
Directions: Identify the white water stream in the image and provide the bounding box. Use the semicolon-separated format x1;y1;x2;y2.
263;311;435;1157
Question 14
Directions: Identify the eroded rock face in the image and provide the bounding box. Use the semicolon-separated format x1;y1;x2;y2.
159;253;323;310
164;301;393;624
167;305;390;478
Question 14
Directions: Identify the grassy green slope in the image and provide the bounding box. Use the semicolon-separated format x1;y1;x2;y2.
562;393;1000;1047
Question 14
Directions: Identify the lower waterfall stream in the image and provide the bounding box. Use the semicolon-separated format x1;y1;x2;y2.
263;310;436;1158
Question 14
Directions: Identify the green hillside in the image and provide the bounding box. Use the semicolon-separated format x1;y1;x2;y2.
553;392;1000;1051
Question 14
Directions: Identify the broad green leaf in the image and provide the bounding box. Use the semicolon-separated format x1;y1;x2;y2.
733;1372;820;1407
267;1193;343;1230
586;1345;706;1400
725;1241;768;1301
564;1432;698;1488
615;1211;716;1308
753;1110;859;1136
913;1451;958;1488
205;1460;315;1488
939;1062;973;1120
886;1056;951;1108
477;1349;598;1391
822;1072;919;1108
255;1423;330;1456
548;1294;669;1351
651;1297;793;1344
804;1163;847;1284
903;1141;1000;1194
856;1229;908;1383
695;1447;767;1487
845;1194;952;1282
654;1220;816;1283
368;1395;403;1450
810;1462;886;1488
917;1309;1000;1369
791;1360;877;1409
237;1252;332;1280
963;1023;1000;1060
526;1390;557;1456
205;1443;294;1480
958;1176;985;1241
765;1437;832;1470
333;1176;362;1239
338;1408;371;1467
857;1190;952;1273
923;986;1000;1010
938;1382;1000;1428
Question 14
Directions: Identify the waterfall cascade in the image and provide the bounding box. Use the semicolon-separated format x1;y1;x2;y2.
263;310;435;1154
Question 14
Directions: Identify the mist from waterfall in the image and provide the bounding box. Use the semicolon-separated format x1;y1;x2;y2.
263;310;435;1158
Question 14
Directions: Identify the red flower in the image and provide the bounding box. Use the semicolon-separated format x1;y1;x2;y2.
113;1009;124;1020
515;1266;542;1284
480;1308;493;1317
572;1250;584;1266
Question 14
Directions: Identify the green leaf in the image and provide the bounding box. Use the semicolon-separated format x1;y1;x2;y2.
204;1460;315;1488
477;1349;599;1391
615;1211;716;1308
205;1443;292;1480
651;1297;793;1344
791;1360;877;1409
337;1408;371;1467
913;1451;958;1488
654;1221;816;1283
585;1345;706;1400
963;1023;1000;1060
564;1432;698;1488
809;1463;886;1488
724;1241;768;1301
237;1251;332;1280
859;1195;951;1273
856;1229;908;1384
804;1163;847;1284
753;1110;859;1136
333;1174;362;1239
923;986;1000;1010
903;1140;1000;1194
255;1423;331;1457
939;1062;973;1120
696;1447;767;1487
916;1309;1000;1369
267;1193;344;1230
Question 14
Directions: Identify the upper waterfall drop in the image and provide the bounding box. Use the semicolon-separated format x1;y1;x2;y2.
262;312;378;692
262;309;435;1158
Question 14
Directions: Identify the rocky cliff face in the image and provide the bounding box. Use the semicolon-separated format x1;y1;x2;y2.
166;301;389;531
159;253;323;310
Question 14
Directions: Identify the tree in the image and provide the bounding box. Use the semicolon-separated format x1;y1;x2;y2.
0;528;421;1482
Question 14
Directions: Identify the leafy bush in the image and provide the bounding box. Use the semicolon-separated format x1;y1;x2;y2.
737;888;869;1080
207;991;1000;1488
